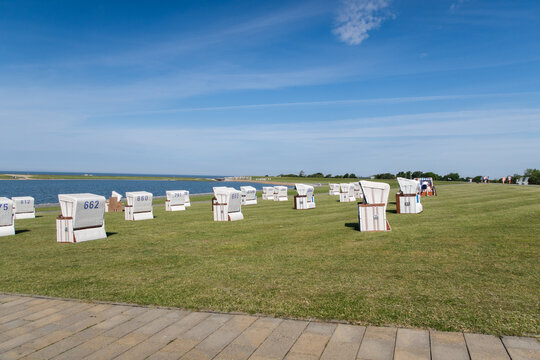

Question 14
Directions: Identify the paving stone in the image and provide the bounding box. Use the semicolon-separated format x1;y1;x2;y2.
286;332;333;358
147;312;208;345
214;318;281;360
0;333;38;354
182;315;256;359
102;308;168;338
465;333;510;360
394;328;430;360
19;330;72;351
356;326;396;360
133;312;182;335
249;319;308;360
304;322;337;336
115;339;166;360
430;331;469;360
502;336;540;360
320;324;365;360
83;342;131;360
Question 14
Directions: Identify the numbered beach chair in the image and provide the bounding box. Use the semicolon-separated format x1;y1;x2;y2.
262;187;275;200
396;178;423;214
105;191;123;213
339;183;356;202
240;186;257;205
328;183;340;196
125;191;153;221
273;186;288;201
415;177;437;196
357;181;391;232
212;187;243;221
56;193;107;243
12;196;35;219
294;184;316;210
0;197;15;237
165;190;189;211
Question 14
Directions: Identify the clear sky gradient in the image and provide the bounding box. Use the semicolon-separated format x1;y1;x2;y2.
1;0;539;177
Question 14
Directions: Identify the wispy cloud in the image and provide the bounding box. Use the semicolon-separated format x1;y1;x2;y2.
333;0;392;45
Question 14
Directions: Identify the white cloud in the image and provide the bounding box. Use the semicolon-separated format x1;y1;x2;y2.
333;0;392;45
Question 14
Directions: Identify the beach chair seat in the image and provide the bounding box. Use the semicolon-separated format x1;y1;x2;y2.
240;186;257;205
0;197;15;237
56;193;107;243
357;181;391;232
125;191;153;220
12;196;35;219
396;178;423;214
213;187;243;221
294;184;316;210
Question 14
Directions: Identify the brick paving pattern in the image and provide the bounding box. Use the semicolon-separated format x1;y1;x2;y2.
0;294;539;360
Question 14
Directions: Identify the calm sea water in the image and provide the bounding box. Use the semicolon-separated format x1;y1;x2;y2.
0;180;271;205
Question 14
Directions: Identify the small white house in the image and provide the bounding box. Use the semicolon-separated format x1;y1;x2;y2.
213;187;243;221
262;187;275;200
240;186;257;205
339;183;356;202
396;178;423;214
328;183;340;196
273;186;288;201
166;190;189;211
125;191;153;221
12;196;35;219
56;193;107;243
294;184;315;210
0;197;15;237
357;181;391;232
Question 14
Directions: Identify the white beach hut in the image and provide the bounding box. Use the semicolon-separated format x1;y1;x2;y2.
12;196;35;219
396;178;423;214
0;197;15;237
212;187;243;221
357;181;391;232
166;190;189;211
273;186;288;201
56;193;107;243
339;183;356;202
294;184;315;210
125;191;153;221
240;186;257;205
328;183;340;196
262;186;275;200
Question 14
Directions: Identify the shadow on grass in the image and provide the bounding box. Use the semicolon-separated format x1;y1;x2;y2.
15;229;30;234
387;209;397;214
106;232;118;237
344;222;359;231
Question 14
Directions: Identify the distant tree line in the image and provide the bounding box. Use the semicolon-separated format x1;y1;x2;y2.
279;171;358;178
374;168;539;184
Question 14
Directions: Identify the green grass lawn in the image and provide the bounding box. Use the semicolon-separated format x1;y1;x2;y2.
1;184;538;336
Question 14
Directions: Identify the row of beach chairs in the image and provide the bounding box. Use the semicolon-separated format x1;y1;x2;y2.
0;178;433;242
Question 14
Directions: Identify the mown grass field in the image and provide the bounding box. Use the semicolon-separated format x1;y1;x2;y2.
1;184;538;336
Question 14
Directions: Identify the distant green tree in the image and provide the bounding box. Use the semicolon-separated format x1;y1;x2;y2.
374;173;395;179
423;172;441;180
308;172;324;178
472;175;482;183
343;173;349;178
524;168;540;184
396;171;411;179
411;171;423;178
443;172;460;181
325;174;332;178
299;170;305;177
349;173;357;179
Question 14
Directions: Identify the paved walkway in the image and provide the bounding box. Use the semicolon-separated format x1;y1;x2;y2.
0;294;538;360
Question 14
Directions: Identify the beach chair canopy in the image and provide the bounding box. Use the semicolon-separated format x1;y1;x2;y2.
359;181;390;205
125;191;153;212
0;197;13;226
58;193;106;229
397;178;420;194
12;196;34;214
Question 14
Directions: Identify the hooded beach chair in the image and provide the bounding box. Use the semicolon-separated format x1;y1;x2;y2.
415;177;437;196
166;190;190;211
105;191;123;212
396;178;423;214
0;197;15;237
294;184;316;210
339;183;356;202
125;191;153;220
240;186;257;205
212;187;243;221
328;183;340;196
273;186;288;201
12;196;35;219
262;186;275;200
357;181;391;232
56;193;107;243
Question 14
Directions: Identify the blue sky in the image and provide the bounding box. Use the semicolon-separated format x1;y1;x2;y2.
1;0;539;177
